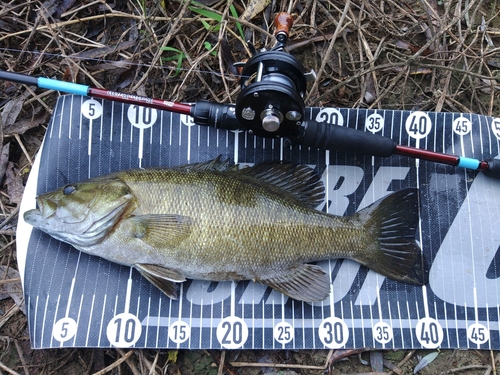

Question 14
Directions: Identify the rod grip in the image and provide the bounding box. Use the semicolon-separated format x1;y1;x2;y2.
0;70;39;86
298;120;397;157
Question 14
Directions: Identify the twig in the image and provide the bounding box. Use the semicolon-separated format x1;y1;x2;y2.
208;350;238;375
174;36;220;101
117;348;140;375
444;364;492;374
229;361;329;370
383;358;402;375
0;278;21;285
13;134;32;166
217;350;226;375
92;350;135;375
14;339;29;375
0;13;177;43
229;349;334;371
287;32;338;51
305;0;351;102
387;349;416;375
148;351;160;375
130;1;191;92
0;240;15;256
0;360;21;375
0;303;21;330
0;206;19;229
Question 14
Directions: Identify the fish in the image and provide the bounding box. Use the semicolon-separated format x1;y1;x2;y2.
23;158;428;302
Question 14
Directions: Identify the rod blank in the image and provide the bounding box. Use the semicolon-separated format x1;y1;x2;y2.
1;69;499;179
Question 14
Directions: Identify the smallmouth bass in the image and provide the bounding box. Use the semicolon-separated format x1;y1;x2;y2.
24;158;428;302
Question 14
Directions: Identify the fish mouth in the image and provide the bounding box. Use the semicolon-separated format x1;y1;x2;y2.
36;196;57;219
23;197;57;229
23;208;42;227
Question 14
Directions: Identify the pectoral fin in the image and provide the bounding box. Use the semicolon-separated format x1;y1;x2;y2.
130;214;192;247
262;263;331;302
135;264;187;299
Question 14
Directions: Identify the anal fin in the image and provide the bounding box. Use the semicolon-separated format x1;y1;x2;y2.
262;263;331;302
135;264;186;299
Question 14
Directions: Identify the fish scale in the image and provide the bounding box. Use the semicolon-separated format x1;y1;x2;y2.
24;158;428;302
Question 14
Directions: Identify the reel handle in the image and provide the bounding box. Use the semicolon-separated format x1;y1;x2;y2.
274;12;294;45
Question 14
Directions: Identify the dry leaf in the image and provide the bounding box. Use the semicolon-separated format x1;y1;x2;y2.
5;162;24;205
370;351;384;372
414;352;439;373
0;142;10;183
70;41;136;60
480;78;500;94
241;0;271;21
4;109;49;135
1;91;29;129
0;266;25;314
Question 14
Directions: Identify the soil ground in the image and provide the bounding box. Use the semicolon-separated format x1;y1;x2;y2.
1;0;500;374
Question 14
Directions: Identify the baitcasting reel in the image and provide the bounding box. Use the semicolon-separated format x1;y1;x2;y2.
234;13;314;138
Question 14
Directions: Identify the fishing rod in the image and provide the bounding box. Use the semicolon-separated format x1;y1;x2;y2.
1;13;499;178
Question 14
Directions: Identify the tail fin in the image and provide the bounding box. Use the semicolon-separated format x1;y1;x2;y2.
355;188;428;285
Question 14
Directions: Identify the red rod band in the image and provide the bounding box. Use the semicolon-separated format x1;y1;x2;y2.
395;145;460;166
88;88;192;115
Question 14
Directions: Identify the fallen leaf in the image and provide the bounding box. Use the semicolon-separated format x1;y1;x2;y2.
0;142;10;183
70;41;136;60
364;74;376;104
114;66;138;90
0;266;25;314
241;0;271;21
167;350;178;363
1;91;29;129
480;78;500;94
414;352;439;374
5;162;24;205
4;109;49;135
370;351;384;372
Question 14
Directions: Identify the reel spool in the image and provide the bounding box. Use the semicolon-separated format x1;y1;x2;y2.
235;50;310;138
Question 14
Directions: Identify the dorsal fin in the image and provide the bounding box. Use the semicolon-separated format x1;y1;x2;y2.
175;156;235;172
175;157;325;209
234;162;325;209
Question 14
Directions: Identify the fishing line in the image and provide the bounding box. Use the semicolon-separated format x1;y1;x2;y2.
0;47;224;77
1;13;499;179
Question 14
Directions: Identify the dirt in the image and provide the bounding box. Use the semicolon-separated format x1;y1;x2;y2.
0;0;499;374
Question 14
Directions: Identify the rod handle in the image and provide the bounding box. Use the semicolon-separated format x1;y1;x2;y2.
0;70;38;86
484;159;500;178
298;120;397;157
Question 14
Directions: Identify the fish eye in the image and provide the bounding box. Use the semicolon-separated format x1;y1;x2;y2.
63;185;76;195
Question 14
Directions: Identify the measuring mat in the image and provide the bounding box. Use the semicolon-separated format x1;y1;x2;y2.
17;95;500;349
